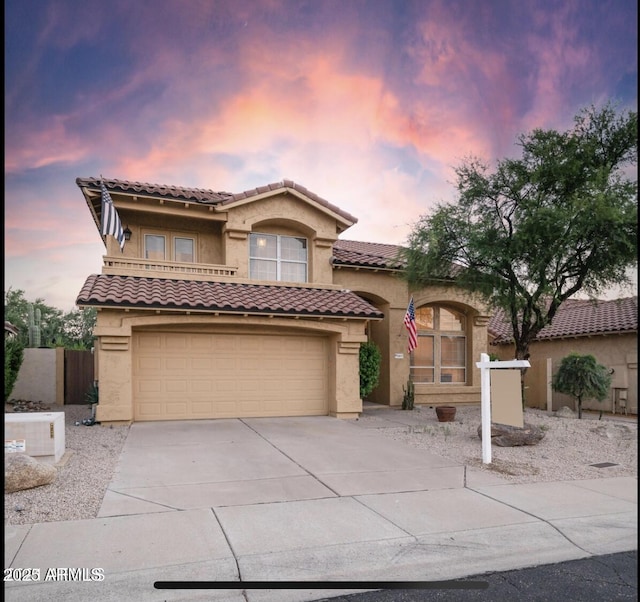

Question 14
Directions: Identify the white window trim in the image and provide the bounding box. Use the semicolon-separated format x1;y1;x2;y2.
249;232;308;282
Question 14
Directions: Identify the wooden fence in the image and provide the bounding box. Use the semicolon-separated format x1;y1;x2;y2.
64;349;94;404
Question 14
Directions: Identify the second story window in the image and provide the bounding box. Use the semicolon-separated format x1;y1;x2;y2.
145;235;166;260
144;233;195;262
174;237;194;263
250;233;307;283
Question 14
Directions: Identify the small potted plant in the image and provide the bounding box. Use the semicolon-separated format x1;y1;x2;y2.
435;405;456;422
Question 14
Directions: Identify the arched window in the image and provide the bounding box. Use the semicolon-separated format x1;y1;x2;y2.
410;305;467;384
249;232;307;282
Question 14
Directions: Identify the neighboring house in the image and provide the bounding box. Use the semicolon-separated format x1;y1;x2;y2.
489;297;638;415
75;177;491;425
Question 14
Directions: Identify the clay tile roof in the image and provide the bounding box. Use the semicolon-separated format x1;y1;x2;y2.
219;179;358;224
76;177;357;223
75;176;233;203
489;296;638;344
332;240;406;270
76;275;384;319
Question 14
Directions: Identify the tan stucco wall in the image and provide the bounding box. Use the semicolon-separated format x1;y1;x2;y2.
334;269;491;408
222;192;341;284
492;334;638;414
92;309;368;424
11;348;62;405
103;193;227;262
334;268;406;406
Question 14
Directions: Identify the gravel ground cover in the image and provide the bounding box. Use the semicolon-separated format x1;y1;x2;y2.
358;405;638;484
4;403;637;526
5;404;129;526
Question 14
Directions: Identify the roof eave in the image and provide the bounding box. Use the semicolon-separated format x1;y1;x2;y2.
78;301;382;320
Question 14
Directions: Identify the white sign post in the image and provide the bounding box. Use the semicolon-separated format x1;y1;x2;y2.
476;353;531;464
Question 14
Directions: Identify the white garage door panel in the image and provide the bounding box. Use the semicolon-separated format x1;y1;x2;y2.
133;332;328;420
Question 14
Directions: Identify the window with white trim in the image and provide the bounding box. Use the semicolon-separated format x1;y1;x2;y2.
249;233;307;282
410;305;467;384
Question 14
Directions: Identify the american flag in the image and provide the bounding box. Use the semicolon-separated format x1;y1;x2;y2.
100;183;125;252
404;297;418;353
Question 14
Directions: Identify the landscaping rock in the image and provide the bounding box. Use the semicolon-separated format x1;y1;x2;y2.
6;399;51;412
591;423;635;440
477;422;546;447
555;406;577;418
5;454;57;493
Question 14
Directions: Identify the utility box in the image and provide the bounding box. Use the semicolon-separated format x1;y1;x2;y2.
5;412;65;464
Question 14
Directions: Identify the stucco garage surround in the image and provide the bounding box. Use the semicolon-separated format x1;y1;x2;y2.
91;309;372;424
133;330;328;420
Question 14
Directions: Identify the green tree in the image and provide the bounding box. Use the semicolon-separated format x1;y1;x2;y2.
552;353;612;419
4;288;31;346
359;341;381;399
4;288;96;349
403;103;637;392
61;307;97;349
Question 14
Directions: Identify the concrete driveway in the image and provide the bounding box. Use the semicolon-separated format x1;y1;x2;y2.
98;415;475;516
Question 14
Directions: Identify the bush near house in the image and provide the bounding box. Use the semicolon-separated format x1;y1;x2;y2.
359;341;381;400
4;337;24;401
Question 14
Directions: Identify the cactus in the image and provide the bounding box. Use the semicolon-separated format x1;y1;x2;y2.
402;379;415;410
28;304;42;348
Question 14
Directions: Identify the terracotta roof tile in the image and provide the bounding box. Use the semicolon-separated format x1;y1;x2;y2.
76;176;232;203
332;240;406;270
218;179;357;224
76;275;383;319
76;177;357;223
489;297;638;344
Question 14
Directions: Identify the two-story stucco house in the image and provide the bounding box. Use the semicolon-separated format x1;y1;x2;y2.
76;177;491;425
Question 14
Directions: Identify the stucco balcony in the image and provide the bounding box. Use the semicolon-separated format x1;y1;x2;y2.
102;256;238;281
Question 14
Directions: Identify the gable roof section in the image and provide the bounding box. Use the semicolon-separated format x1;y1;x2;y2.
76;177;357;229
332;240;406;270
219;179;358;227
489;296;638;344
76;274;383;319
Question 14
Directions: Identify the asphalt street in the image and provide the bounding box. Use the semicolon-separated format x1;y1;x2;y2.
315;551;637;602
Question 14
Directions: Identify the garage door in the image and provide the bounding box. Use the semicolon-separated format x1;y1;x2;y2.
133;332;329;420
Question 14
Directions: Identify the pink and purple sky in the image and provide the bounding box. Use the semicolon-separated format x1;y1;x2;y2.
5;0;638;311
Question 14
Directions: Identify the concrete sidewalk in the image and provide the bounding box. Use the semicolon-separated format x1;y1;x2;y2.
5;408;637;602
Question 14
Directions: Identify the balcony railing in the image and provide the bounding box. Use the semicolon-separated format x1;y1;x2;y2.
102;256;238;280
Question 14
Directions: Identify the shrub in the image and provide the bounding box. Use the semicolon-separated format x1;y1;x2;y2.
359;341;381;399
4;337;24;401
552;352;611;419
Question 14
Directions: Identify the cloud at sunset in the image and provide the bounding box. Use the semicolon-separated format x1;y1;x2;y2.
4;0;637;310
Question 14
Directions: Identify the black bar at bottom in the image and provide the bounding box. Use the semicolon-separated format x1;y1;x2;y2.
154;580;489;590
